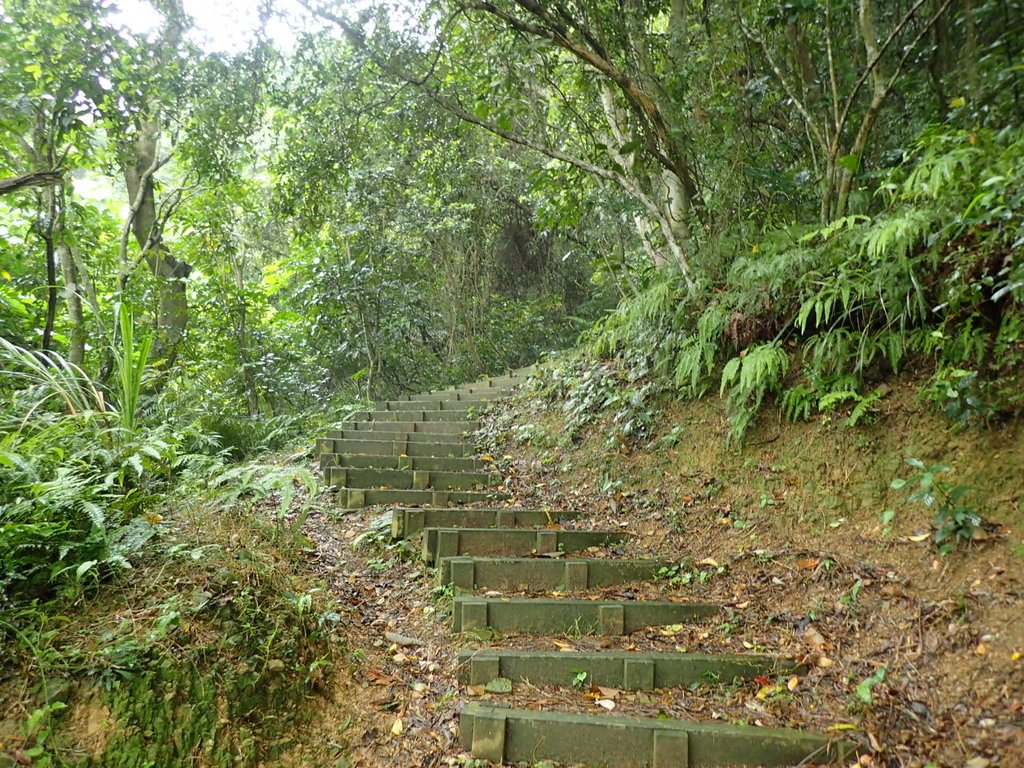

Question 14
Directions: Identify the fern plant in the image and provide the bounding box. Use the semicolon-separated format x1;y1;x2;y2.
719;342;790;443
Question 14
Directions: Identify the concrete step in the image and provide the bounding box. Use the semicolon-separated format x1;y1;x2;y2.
320;453;486;473
401;387;511;402
338;487;511;509
451;596;717;635
333;420;478;435
438;556;668;592
352;409;475;423
326;431;478;447
383;392;500;408
392;507;585;538
456;649;801;689
422;528;629;563
459;705;852;767
327;467;498;491
320;437;476;458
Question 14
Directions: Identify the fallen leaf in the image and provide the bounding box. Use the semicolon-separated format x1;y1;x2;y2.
908;532;930;543
551;639;573;649
391;718;403;736
481;455;495;462
975;643;987;656
596;699;616;710
827;723;857;731
787;675;800;691
366;668;398;686
804;627;827;649
596;686;621;699
756;684;786;699
818;656;834;668
384;631;424;647
698;558;720;568
484;677;513;693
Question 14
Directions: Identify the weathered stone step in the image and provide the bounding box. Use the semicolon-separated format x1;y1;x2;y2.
392;507;584;538
352;409;475;423
404;386;510;401
460;705;851;767
320;437;476;458
339;488;511;509
451;596;717;635
333;420;477;435
456;649;800;689
438;556;668;592
384;392;500;407
320;453;486;473
327;467;498;491
422;528;629;563
326;430;478;446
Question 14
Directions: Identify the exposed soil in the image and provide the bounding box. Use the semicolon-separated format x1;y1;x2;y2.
299;375;1023;768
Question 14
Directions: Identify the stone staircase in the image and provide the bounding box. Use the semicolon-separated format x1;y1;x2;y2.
317;370;853;767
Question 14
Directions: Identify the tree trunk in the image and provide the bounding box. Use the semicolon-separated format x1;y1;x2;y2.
39;187;58;353
122;120;192;369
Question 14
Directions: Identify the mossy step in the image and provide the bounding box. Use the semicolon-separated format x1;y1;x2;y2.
437;556;668;591
384;392;501;407
404;387;510;401
392;507;584;538
319;437;476;458
327;467;498;491
459;705;852;767
338;488;511;509
439;375;524;391
456;649;801;689
320;453;486;473
451;596;717;635
326;430;477;445
338;420;478;435
422;528;629;563
351;409;476;423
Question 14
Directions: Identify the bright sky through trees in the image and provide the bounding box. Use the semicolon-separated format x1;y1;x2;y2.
108;0;306;52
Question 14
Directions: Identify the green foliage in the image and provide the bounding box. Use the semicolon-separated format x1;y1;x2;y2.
573;124;1024;445
3;509;341;766
891;459;984;554
853;666;887;709
719;342;789;443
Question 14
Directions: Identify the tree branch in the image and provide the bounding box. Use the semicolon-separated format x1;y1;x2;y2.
0;169;63;196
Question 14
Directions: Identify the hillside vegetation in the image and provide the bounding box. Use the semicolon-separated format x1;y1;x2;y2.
1;0;1021;765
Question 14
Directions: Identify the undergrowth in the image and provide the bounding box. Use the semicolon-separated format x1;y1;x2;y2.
1;307;348;766
541;124;1022;446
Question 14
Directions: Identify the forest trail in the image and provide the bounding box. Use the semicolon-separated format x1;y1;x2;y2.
313;371;854;767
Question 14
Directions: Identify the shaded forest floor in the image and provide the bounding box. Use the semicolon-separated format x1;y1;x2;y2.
296;373;1023;768
2;373;1021;767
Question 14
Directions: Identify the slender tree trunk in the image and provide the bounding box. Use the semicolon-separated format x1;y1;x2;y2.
122;120;192;369
40;187;57;353
233;257;260;416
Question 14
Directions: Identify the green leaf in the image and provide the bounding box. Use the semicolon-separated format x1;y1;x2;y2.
837;154;861;173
